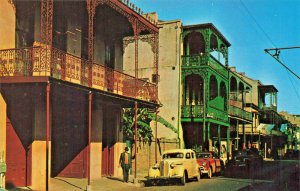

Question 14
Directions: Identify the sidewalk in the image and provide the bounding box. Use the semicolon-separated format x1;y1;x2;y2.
13;175;145;191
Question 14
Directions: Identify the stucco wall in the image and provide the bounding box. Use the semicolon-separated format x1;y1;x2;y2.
0;0;15;49
132;139;179;177
155;20;182;140
123;20;183;141
0;93;6;166
123;35;155;81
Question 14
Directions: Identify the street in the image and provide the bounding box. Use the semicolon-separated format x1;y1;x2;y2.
124;160;300;191
140;177;273;191
13;160;299;191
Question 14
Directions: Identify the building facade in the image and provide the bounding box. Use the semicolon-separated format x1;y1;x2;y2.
0;0;159;189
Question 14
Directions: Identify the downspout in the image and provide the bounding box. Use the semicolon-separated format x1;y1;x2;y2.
177;22;182;148
46;82;50;191
87;92;92;186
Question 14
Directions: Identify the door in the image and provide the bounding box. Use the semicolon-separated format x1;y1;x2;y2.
6;118;29;187
102;107;117;176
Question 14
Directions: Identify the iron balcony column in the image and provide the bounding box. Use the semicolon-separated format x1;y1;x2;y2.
46;82;50;191
87;92;92;186
134;102;138;179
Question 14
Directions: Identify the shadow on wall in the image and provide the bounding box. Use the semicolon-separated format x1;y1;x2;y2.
6;181;32;190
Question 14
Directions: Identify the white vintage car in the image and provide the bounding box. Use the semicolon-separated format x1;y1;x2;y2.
148;149;201;185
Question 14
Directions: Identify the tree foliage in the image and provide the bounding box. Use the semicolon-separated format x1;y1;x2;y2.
122;108;177;145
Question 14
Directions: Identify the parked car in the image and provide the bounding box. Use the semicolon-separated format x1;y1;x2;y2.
227;149;263;173
283;149;300;160
196;152;222;178
148;149;201;185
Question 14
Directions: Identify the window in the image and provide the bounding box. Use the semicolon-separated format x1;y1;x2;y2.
186;153;191;159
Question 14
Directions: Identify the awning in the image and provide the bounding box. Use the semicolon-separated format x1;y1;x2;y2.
271;130;283;136
257;123;275;135
280;124;288;133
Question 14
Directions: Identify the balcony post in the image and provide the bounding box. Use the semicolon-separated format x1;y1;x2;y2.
242;122;246;149
218;125;221;157
87;0;95;87
207;122;211;150
87;92;92;187
236;120;239;150
227;126;230;161
186;81;189;105
134;102;138;179
155;108;158;163
203;122;206;144
46;82;50;191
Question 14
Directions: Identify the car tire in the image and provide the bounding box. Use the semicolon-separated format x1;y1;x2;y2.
181;172;186;185
196;169;201;182
208;167;212;179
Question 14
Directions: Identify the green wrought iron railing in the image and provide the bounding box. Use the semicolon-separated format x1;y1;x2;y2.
182;54;228;78
228;105;252;121
181;105;204;118
182;55;208;67
207;105;229;122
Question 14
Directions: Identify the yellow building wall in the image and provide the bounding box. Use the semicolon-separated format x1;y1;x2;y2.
31;141;46;191
0;94;7;188
0;0;15;49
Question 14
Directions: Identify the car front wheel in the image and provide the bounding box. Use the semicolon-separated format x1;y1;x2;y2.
208;167;212;179
196;169;201;181
181;172;186;185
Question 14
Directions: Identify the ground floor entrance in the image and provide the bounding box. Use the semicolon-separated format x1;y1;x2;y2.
1;77;155;190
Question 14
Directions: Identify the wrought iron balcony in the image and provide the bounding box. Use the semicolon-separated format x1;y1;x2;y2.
182;54;228;78
0;46;157;103
228;105;252;122
181;105;204;118
207;105;229;122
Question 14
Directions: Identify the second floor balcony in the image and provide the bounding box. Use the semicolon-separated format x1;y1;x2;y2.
181;104;229;123
182;54;228;78
0;46;157;103
228;105;252;122
181;105;204;118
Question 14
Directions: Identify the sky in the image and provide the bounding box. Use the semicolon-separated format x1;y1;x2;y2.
131;0;300;114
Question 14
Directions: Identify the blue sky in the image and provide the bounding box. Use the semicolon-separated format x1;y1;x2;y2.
131;0;300;114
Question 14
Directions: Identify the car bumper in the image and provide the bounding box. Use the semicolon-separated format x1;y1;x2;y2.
147;175;182;180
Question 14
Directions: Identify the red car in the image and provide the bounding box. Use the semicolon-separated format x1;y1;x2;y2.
196;152;222;178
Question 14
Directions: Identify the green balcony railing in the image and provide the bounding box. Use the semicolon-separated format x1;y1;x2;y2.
208;56;228;78
181;105;204;118
228;105;252;121
207;105;229;122
182;54;228;78
182;55;208;67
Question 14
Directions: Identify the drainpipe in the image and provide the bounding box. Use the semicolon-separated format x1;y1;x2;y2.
177;22;182;148
134;102;138;179
46;82;50;191
87;92;92;187
155;108;159;163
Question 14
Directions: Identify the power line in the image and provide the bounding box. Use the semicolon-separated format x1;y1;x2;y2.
286;70;300;101
240;0;300;110
264;49;300;80
239;0;276;48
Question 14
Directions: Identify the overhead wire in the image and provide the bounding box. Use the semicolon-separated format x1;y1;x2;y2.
239;0;276;48
239;0;300;107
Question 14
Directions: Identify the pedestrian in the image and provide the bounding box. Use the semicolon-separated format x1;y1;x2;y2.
119;147;133;183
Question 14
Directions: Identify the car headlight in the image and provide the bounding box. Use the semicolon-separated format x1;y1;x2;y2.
170;162;175;169
202;162;206;166
153;163;160;169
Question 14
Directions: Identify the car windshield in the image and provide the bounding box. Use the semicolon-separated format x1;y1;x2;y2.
162;152;184;159
232;150;247;157
196;153;210;158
